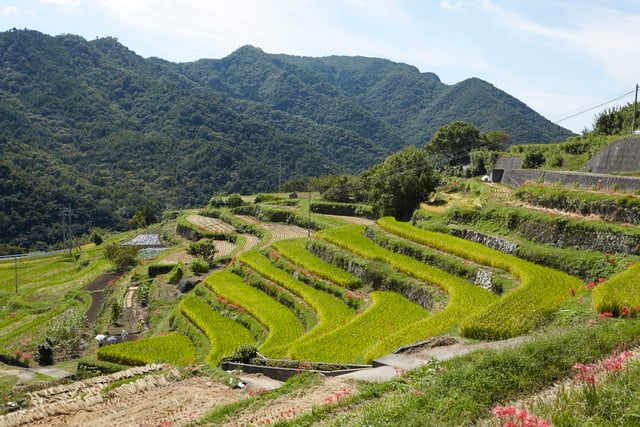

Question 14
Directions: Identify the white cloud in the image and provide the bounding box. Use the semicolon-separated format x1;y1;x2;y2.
475;1;640;86
439;1;464;12
0;6;17;17
39;0;81;8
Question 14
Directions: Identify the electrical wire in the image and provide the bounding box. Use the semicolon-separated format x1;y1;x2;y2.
552;89;635;124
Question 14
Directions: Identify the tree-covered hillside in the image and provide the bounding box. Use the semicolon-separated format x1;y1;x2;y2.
0;29;572;251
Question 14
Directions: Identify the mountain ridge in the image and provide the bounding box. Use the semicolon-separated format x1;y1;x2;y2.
0;29;573;250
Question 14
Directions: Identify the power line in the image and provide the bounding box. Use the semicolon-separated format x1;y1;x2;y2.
552;89;635;124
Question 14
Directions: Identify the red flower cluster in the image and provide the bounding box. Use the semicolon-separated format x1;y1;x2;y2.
574;351;633;383
492;406;551;427
597;312;613;320
585;277;605;290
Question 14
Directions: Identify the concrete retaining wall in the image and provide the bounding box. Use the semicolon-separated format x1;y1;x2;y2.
219;361;371;381
499;169;640;191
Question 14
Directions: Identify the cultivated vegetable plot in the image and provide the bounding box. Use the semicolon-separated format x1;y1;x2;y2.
271;238;362;289
96;331;196;367
179;293;255;364
204;270;305;358
592;263;640;315
291;291;429;364
378;217;583;339
316;225;497;348
238;250;355;350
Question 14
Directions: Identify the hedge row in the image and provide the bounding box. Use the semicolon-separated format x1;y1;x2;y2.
96;332;196;367
238;250;355;350
592;263;640;316
204;270;305;358
310;201;375;219
179;293;255;364
271;238;362;289
378;217;583;339
516;183;640;224
316;225;497;345
444;204;640;254
291;291;429;364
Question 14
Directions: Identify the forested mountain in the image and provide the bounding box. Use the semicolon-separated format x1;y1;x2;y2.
0;29;572;250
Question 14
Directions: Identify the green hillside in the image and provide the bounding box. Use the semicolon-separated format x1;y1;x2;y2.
0;29;573;250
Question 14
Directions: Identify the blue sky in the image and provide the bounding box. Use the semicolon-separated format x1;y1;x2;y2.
2;0;639;135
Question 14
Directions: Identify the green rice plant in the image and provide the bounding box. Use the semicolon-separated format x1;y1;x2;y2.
179;293;255;364
271;238;361;289
204;270;305;358
592;263;640;316
291;291;429;363
96;331;196;366
238;250;355;349
377;217;584;339
316;225;497;350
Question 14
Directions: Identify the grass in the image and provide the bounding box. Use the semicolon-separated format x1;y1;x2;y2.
286;320;640;426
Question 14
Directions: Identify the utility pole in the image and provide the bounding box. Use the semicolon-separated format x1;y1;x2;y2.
61;204;74;256
308;189;311;238
632;84;638;136
14;256;18;295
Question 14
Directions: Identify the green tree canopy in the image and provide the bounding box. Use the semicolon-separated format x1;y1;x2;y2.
186;238;218;262
426;121;485;166
368;146;440;220
482;129;511;151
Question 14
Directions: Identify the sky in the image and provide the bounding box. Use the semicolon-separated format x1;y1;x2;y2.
1;0;640;134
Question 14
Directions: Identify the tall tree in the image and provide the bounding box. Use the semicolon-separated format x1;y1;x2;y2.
426;121;485;166
368;146;440;220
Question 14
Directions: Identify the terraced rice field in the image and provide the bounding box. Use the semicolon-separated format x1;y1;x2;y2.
185;214;236;233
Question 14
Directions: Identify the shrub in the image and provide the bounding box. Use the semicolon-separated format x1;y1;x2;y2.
187;238;218;262
166;264;183;284
189;258;210;274
105;244;139;272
